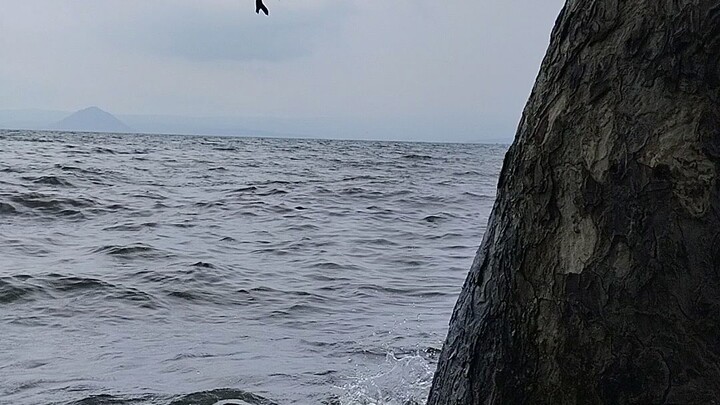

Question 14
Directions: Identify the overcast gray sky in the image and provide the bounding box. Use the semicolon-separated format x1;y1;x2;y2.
0;0;566;142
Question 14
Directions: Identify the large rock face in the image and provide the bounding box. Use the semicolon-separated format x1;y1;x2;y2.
428;0;720;403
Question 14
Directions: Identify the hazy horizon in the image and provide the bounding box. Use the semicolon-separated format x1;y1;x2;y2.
0;107;514;144
1;1;566;142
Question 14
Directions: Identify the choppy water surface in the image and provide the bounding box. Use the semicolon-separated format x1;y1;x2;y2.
0;131;505;405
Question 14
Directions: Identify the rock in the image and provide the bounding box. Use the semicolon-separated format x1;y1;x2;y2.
428;0;720;403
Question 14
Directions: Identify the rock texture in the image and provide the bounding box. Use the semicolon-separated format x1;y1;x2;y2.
428;0;720;403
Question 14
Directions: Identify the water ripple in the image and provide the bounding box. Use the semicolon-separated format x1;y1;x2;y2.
0;130;505;405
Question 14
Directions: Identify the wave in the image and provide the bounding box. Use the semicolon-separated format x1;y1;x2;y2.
0;131;503;405
421;213;458;224
21;175;75;187
0;278;39;304
7;192;95;219
10;193;94;209
0;274;160;308
228;186;258;194
0;201;18;215
171;388;277;405
401;154;433;160
66;389;277;405
92;244;167;258
335;352;434;405
255;189;288;197
103;222;159;232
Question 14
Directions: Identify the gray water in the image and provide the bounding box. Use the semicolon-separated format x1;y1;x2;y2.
0;130;505;405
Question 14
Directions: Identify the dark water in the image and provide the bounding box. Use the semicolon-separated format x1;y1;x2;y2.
0;130;505;405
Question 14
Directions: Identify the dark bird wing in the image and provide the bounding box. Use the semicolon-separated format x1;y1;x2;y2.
256;0;269;15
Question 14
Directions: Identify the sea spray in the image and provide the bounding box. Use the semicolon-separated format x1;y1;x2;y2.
337;351;435;405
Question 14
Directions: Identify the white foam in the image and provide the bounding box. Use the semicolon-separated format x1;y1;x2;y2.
212;400;254;405
337;351;435;405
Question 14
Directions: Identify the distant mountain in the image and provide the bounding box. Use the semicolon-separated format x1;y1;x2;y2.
55;107;133;133
0;108;504;142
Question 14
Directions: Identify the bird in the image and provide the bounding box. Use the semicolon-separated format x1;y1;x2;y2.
256;0;269;15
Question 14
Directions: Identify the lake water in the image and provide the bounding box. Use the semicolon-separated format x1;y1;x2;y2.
0;131;505;405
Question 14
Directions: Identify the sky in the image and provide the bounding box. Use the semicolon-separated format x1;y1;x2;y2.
0;0;566;142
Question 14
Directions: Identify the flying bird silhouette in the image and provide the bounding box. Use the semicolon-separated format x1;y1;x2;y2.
256;0;269;15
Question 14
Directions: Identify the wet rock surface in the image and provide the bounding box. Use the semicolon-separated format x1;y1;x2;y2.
429;1;720;403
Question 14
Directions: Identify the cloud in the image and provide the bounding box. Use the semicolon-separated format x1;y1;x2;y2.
0;0;567;142
102;1;353;62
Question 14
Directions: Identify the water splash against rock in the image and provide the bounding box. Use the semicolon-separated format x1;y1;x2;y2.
337;352;434;405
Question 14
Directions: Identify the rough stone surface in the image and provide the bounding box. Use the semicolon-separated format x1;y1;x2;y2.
428;1;720;403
